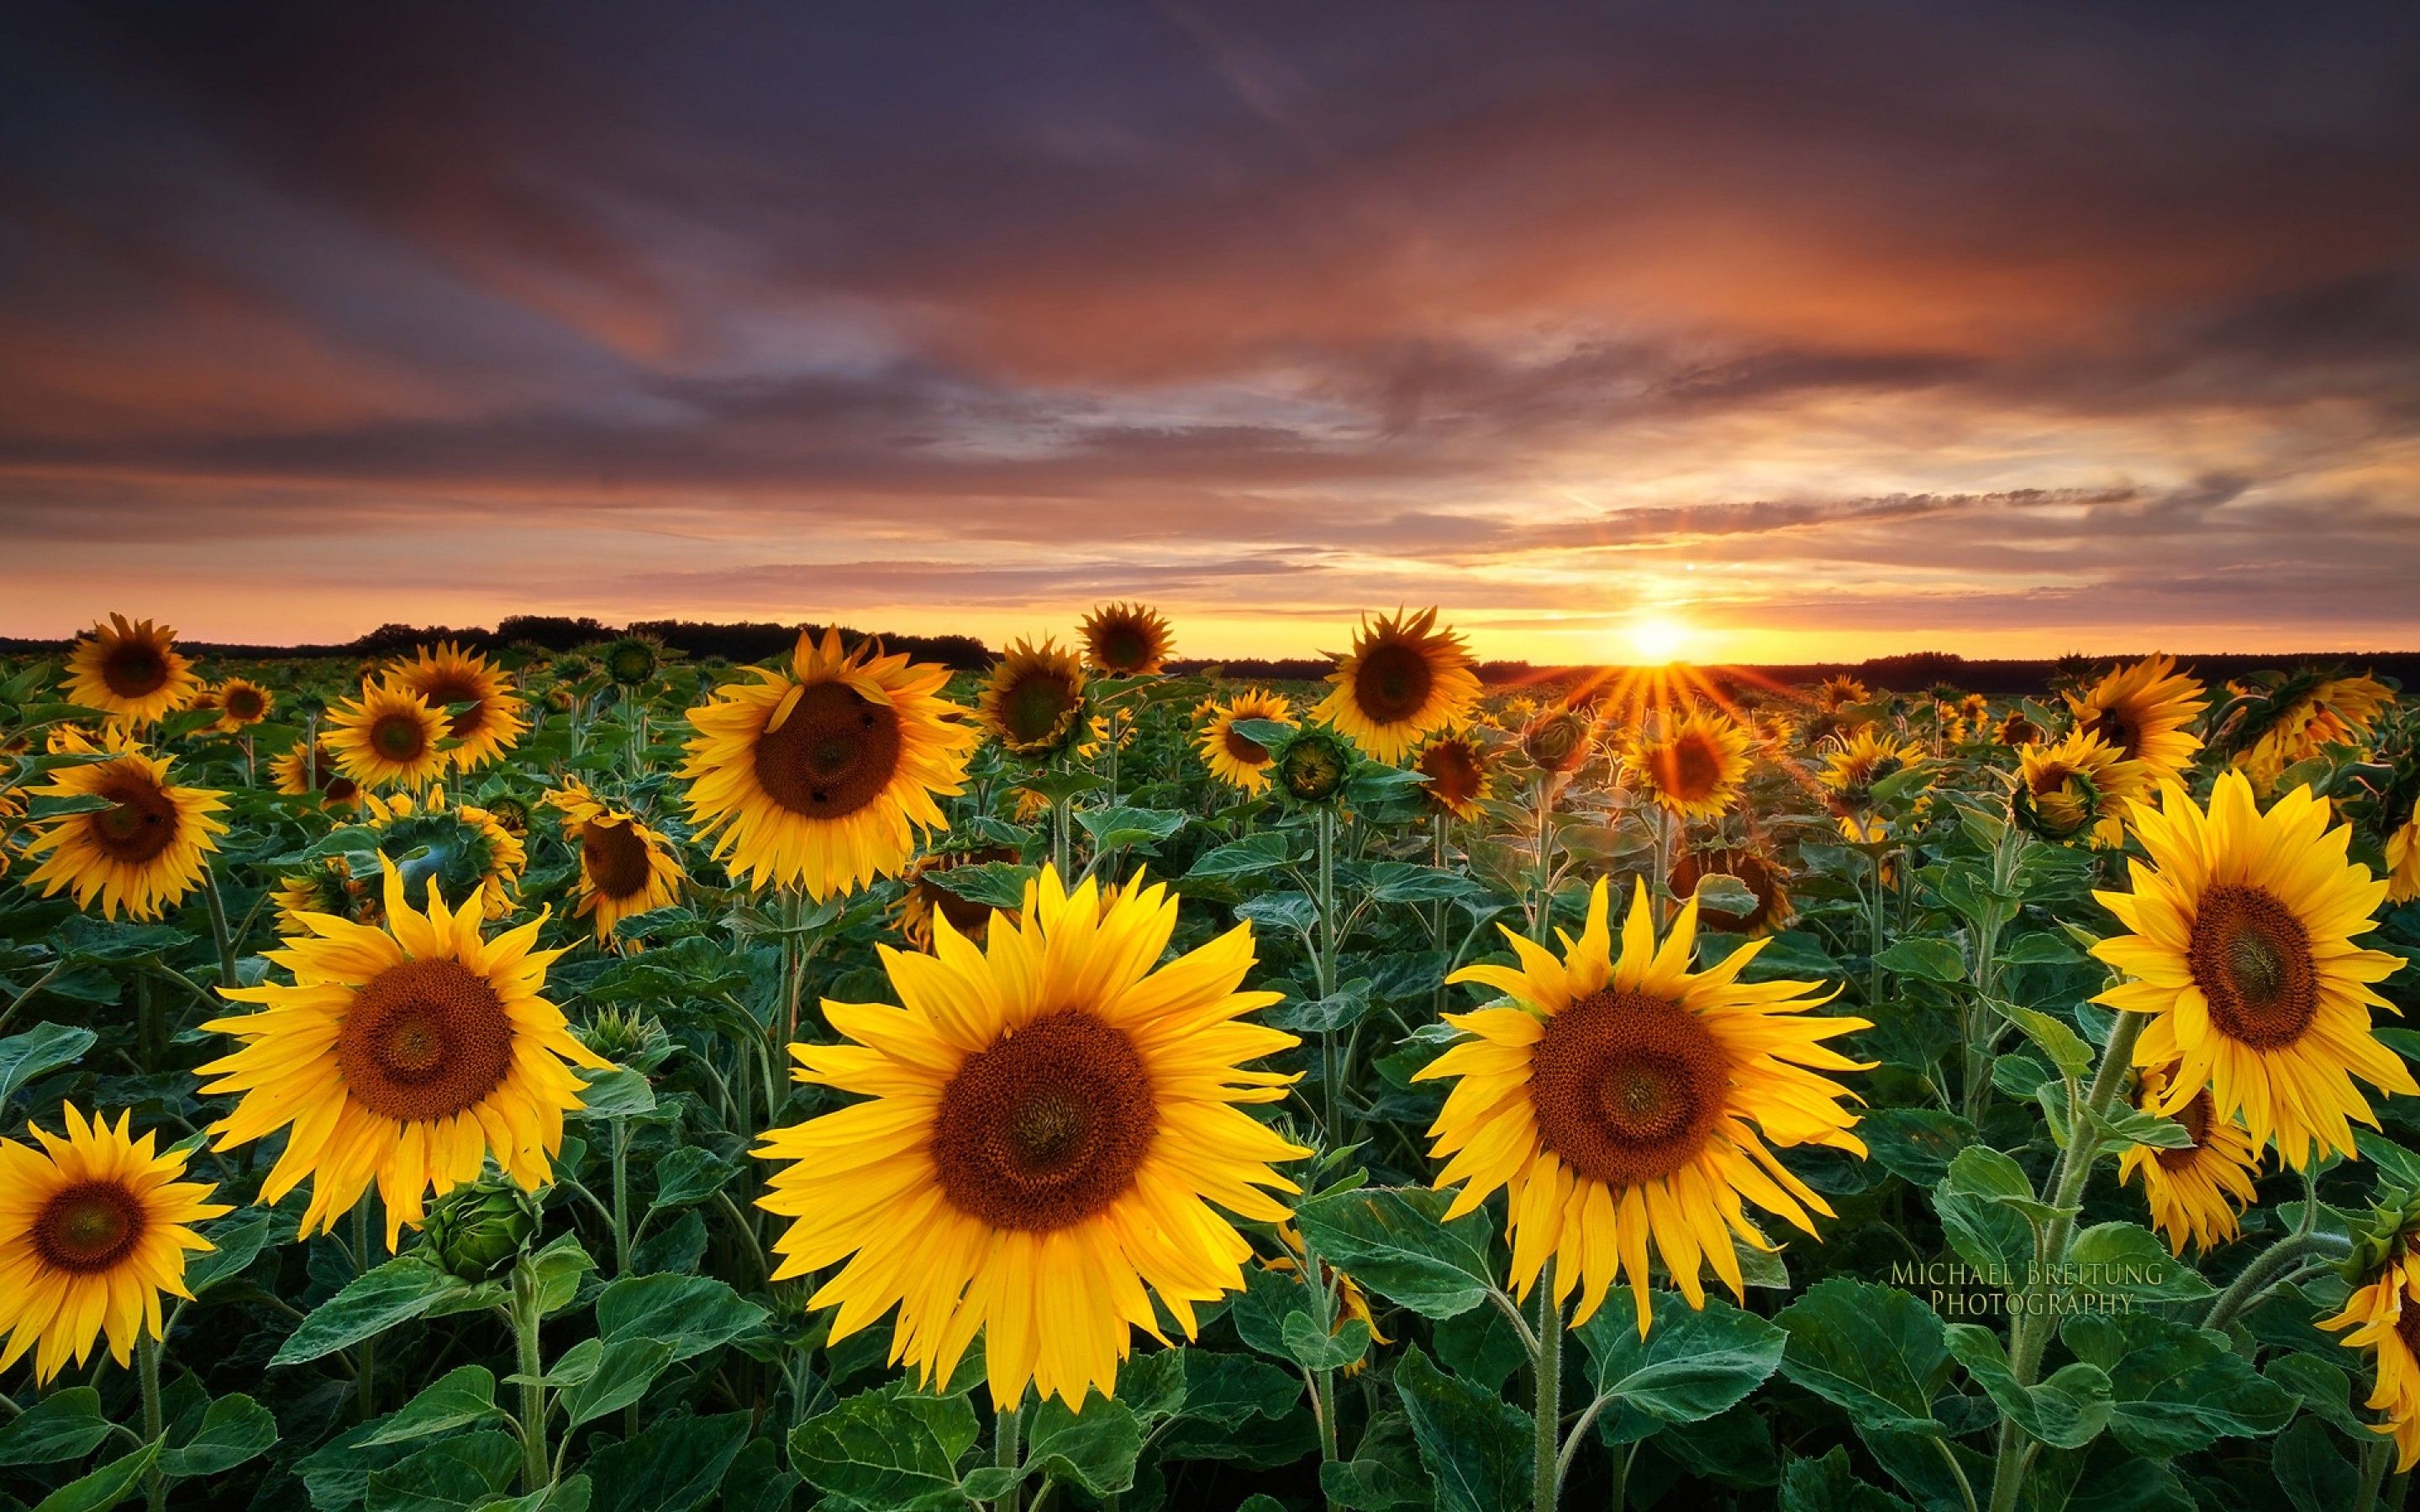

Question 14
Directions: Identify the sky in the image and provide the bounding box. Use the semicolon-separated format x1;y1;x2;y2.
3;2;2417;664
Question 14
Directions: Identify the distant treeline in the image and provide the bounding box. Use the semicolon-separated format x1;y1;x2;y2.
2;622;2412;694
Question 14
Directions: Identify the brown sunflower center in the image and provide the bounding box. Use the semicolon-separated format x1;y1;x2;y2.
100;640;170;699
418;675;487;738
1000;672;1078;747
1353;640;1434;725
1529;990;1728;1187
1421;741;1482;806
754;681;903;817
1655;734;1722;801
87;769;179;864
2088;707;2138;759
1096;623;1153;674
33;1180;146;1274
2187;885;2317;1050
371;711;431;763
1673;849;1777;932
1223;725;1270;764
581;818;653;899
2399;1291;2420;1361
930;1010;1156;1231
2155;1089;2215;1172
223;686;266;720
337;958;516;1121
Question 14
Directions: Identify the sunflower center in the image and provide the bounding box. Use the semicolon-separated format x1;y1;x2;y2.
337;958;516;1121
33;1181;146;1274
2088;708;2137;759
2187;885;2317;1050
2399;1294;2420;1362
1353;641;1434;724
930;1010;1156;1232
2155;1089;2215;1172
1422;741;1481;806
1675;849;1776;931
372;711;430;763
87;770;179;864
755;681;903;817
101;641;170;699
1223;727;1270;764
1657;735;1721;801
1001;673;1077;747
418;675;486;738
1098;625;1151;674
1529;990;1728;1188
581;818;652;899
224;686;266;720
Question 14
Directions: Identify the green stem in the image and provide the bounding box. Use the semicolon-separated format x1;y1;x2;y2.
2361;1433;2395;1512
0;961;62;1038
611;1121;634;1277
2202;1229;2348;1333
135;974;160;1077
512;1258;548;1495
354;1200;376;1420
202;860;239;986
137;1333;165;1512
1533;1256;1562;1512
1865;844;1887;1010
996;1396;1023;1512
1315;806;1341;1149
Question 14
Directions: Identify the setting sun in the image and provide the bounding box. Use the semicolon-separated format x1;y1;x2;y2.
1626;614;1692;664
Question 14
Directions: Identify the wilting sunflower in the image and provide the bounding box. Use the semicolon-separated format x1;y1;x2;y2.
2231;673;2396;793
19;732;228;920
979;638;1089;759
2321;1231;2420;1472
1669;846;1794;936
1418;878;1870;1331
2067;654;2207;788
60;615;203;729
683;627;977;898
0;1106;230;1383
202;860;608;1247
271;739;365;811
2092;773;2412;1169
1415;728;1497;822
326;681;450;790
1313;608;1480;764
2010;729;2132;846
387;643;529;772
2115;1063;2259;1257
541;780;683;948
1198;689;1292;795
1079;601;1175;676
364;788;525;921
890;844;1022;948
213;676;274;733
1622;712;1752;822
1812;675;1869;714
2390;796;2420;906
755;868;1307;1408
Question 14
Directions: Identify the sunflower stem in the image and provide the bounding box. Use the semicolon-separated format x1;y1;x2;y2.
610;1120;634;1278
354;1200;376;1420
202;859;239;988
137;1332;165;1512
1533;1255;1562;1512
1315;806;1342;1149
1429;814;1449;1020
995;1394;1024;1512
511;1257;549;1495
2361;1432;2396;1512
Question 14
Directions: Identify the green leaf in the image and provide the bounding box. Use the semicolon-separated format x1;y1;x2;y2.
1022;1394;1144;1498
1941;1325;2111;1449
788;1387;978;1510
156;1392;278;1477
470;1478;592;1512
1930;1174;2031;1289
1362;863;1491;904
595;1273;768;1363
366;1430;521;1512
1076;805;1186;851
1574;1294;1786;1441
572;1068;657;1121
2060;1224;2215;1303
0;1388;110;1467
1281;1314;1373;1373
1150;1351;1316;1467
360;1368;503;1448
1875;937;1965;984
2264;1353;2369;1439
182;1211;273;1295
32;1442;158;1512
645;1146;736;1210
2060;1312;2296;1457
1294;1186;1502;1320
1182;832;1303;880
272;1256;473;1365
1859;1110;1977;1188
1998;932;2085;966
1944;1146;2067;1225
1392;1347;1531;1512
1318;1411;1432;1510
2272;1415;2362;1512
557;1338;676;1429
1983;999;2093;1079
0;1021;100;1111
1775;1279;1949;1437
585;1411;753;1512
523;1234;596;1316
1778;1446;1918;1511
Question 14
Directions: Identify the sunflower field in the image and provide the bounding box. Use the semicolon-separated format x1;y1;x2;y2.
4;606;2420;1512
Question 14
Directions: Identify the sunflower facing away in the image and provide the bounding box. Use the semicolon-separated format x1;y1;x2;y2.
980;638;1090;759
19;732;228;920
1996;709;2044;748
1669;845;1794;936
1418;878;1870;1331
2232;673;2396;794
2010;729;2133;846
364;788;526;921
2067;654;2207;787
542;780;684;948
889;844;1021;949
1622;712;1753;822
0;1106;230;1383
202;860;607;1247
683;627;978;898
2116;1063;2260;1256
271;739;364;811
326;681;451;790
1313;608;1481;764
1415;728;1497;822
273;857;360;933
2321;1240;2420;1471
213;676;274;732
2092;772;2412;1169
1079;601;1175;676
755;867;1307;1408
60;614;203;729
2391;796;2420;906
1198;689;1292;795
1812;675;1869;715
1818;728;1926;840
387;642;530;772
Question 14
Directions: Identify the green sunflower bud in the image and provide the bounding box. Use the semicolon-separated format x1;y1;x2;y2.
1275;727;1351;806
1522;709;1593;775
418;1174;539;1282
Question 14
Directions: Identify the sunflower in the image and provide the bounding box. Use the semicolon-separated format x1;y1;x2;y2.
1313;608;1481;764
201;860;608;1247
682;627;978;899
1415;728;1497;822
979;638;1090;759
1960;694;1991;727
890;845;1023;949
1813;675;1869;714
1669;846;1794;936
271;739;365;811
1818;728;1926;840
18;732;228;920
1262;1225;1391;1378
2091;772;2412;1169
2066;654;2207;788
2114;1063;2259;1257
2009;730;2133;846
326;681;450;790
365;788;526;921
755;867;1307;1408
60;615;203;729
1622;713;1752;822
213;676;274;732
1418;878;1870;1331
596;633;666;690
2233;674;2396;793
1996;709;2044;748
541;780;683;948
1079;602;1175;676
2390;796;2420;906
2323;1240;2420;1472
387;643;529;772
0;1106;230;1383
1523;707;1596;777
1198;689;1292;795
273;858;361;933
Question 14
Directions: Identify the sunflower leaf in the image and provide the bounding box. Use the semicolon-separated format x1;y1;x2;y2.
0;1021;100;1113
1295;1186;1502;1320
271;1256;474;1367
1576;1294;1787;1441
1775;1278;1951;1438
1393;1347;1533;1512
